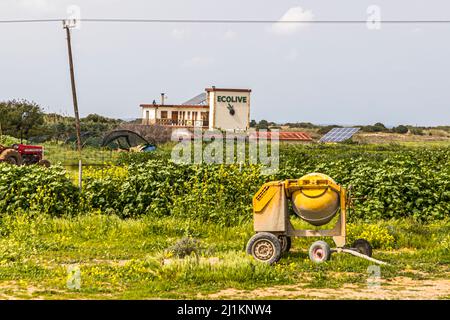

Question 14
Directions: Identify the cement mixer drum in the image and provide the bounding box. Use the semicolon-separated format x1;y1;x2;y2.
291;173;340;226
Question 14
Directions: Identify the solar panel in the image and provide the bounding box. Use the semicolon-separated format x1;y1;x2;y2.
319;127;360;142
182;93;207;105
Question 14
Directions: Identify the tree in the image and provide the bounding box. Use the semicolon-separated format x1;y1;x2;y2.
374;122;386;129
361;122;388;133
249;119;257;128
318;125;341;134
0;100;44;139
392;125;408;134
256;120;269;130
83;113;120;124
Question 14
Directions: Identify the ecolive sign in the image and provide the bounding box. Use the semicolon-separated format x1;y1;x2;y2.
217;95;248;104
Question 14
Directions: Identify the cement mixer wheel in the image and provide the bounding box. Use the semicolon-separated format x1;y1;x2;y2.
246;232;282;264
309;241;331;263
352;239;373;257
278;236;291;254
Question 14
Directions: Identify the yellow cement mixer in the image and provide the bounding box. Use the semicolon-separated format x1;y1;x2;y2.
246;173;378;264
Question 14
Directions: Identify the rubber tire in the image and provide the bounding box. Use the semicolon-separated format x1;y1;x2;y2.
38;159;51;168
309;240;331;263
352;239;373;257
278;236;292;253
0;149;22;165
246;232;282;264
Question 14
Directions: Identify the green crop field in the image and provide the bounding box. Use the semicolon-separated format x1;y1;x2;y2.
0;142;449;299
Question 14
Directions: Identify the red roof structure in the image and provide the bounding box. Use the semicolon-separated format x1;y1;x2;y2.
250;131;312;141
172;131;312;142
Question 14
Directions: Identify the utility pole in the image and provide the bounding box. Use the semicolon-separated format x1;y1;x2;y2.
63;19;83;191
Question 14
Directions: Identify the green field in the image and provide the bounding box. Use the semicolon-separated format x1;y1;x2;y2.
0;214;448;299
0;142;449;299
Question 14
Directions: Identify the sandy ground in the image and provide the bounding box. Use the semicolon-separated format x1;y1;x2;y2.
205;277;450;300
1;275;449;300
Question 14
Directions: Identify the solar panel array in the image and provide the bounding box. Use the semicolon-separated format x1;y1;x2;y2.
182;93;207;105
319;127;360;142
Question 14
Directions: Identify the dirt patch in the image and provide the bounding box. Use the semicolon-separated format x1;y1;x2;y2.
0;281;44;300
205;277;450;300
0;280;71;300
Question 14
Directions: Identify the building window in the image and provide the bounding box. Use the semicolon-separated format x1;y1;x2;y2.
160;111;168;119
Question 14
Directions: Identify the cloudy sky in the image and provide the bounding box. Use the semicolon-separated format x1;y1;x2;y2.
1;0;449;126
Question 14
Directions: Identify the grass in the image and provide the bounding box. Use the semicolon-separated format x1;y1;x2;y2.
0;213;448;299
0;139;449;299
43;143;117;166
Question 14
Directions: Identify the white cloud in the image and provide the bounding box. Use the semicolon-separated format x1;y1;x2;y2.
182;56;215;68
224;30;237;40
270;6;314;35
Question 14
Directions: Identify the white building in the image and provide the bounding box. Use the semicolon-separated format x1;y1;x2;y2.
140;87;251;131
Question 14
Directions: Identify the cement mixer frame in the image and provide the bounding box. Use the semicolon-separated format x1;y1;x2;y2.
246;176;383;264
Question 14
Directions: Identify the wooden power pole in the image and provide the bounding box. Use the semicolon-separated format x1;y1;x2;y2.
64;20;83;190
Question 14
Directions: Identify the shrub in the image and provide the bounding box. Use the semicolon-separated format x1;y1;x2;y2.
1;144;448;224
167;237;202;258
0;164;80;216
410;127;424;136
347;223;395;249
392;125;408;134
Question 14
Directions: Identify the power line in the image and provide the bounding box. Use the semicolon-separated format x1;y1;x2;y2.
1;18;450;24
0;19;62;24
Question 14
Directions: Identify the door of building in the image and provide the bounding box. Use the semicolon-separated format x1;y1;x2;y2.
171;111;179;125
201;112;209;127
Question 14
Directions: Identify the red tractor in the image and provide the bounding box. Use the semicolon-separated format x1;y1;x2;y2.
0;144;50;167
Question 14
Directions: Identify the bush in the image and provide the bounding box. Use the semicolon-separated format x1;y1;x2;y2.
318;125;341;134
0;164;80;216
0;135;21;146
167;237;202;258
392;125;408;134
347;223;395;249
361;123;389;133
410;127;424;136
0;144;448;225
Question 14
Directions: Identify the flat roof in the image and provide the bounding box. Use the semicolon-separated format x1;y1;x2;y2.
205;87;251;93
140;104;209;109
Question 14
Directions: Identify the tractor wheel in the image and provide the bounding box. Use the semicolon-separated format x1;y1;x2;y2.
38;159;51;168
352;239;373;257
309;241;331;263
246;232;282;264
0;149;22;166
278;235;292;253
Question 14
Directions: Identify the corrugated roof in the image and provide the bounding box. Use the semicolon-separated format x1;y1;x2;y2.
250;131;312;141
182;93;207;105
173;131;312;141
